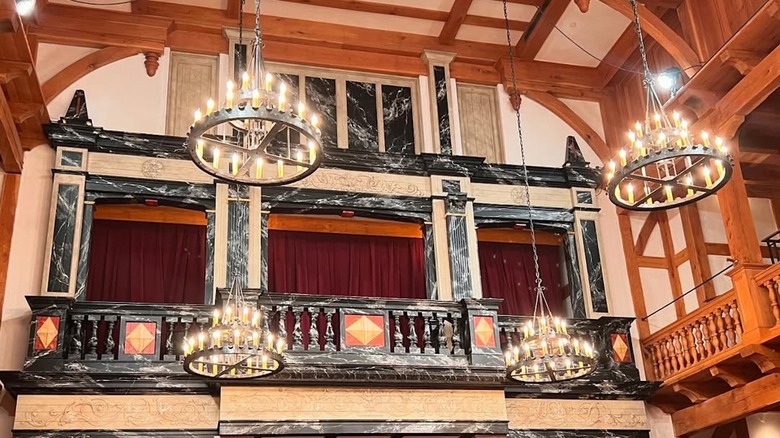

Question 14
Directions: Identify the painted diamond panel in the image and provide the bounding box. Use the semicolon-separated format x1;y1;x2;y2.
34;316;60;351
473;316;496;348
611;333;631;362
124;322;157;355
344;314;385;348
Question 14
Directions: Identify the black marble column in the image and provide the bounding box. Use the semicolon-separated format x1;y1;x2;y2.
205;211;216;304
46;182;81;294
446;195;473;301
433;66;452;155
74;202;93;301
580;219;608;313
227;185;249;286
564;233;586;318
423;223;437;299
260;210;269;294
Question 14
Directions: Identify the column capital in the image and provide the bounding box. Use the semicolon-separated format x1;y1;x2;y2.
420;50;457;66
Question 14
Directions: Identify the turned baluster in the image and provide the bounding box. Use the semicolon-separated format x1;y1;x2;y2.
104;319;116;359
707;314;720;353
422;312;433;354
699;317;713;357
408;312;420;354
653;342;665;379
437;314;448;354
85;316;100;360
70;318;83;358
649;344;661;379
669;336;680;372
685;325;697;364
324;309;336;351
661;339;673;376
766;279;780;324
392;313;403;353
308;308;320;351
165;319;176;357
715;310;727;352
292;307;304;351
451;315;462;354
723;304;736;348
732;299;743;339
277;307;288;347
679;329;691;367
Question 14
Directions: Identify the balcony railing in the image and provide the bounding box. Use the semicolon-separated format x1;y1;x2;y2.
755;262;780;326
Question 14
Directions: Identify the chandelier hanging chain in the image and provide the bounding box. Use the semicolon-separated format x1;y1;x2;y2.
501;0;551;319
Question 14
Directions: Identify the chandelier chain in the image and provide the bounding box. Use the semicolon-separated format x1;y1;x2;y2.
629;0;652;82
501;0;550;318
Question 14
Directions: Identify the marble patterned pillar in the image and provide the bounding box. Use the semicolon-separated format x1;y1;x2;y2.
422;222;438;300
260;209;269;294
205;211;216;304
421;50;457;155
571;188;610;316
41;173;86;297
74;201;94;301
226;184;250;287
214;183;229;291
564;232;586;318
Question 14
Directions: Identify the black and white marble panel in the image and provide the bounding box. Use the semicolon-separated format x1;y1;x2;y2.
205;212;215;305
382;85;415;154
580;219;608;313
446;196;472;300
509;430;649;438
576;190;594;205
423;223;438;300
305;76;338;149
47;184;80;293
85;176;215;209
60;150;84;168
346;80;379;151
433;66;452;155
74;203;93;301
227;185;249;287
260;212;269;294
473;204;574;226
222;420;507;437
263;187;431;219
564;234;586;318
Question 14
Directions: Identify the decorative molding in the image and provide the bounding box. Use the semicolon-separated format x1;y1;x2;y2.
221;387;507;422
14;395;219;430
87;152;213;184
471;183;572;209
291;168;432;197
505;399;648;430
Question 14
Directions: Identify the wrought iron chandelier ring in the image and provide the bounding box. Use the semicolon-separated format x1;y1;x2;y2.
186;105;323;187
183;346;285;380
607;145;734;211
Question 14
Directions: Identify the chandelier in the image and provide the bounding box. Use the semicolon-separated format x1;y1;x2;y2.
182;278;285;379
499;0;596;383
185;0;323;186
605;0;733;211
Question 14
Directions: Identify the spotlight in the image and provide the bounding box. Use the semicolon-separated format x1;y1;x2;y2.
16;0;35;16
657;73;675;90
656;66;683;97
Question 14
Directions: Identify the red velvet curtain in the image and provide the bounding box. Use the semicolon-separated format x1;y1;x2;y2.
268;230;426;299
87;219;206;304
479;241;564;316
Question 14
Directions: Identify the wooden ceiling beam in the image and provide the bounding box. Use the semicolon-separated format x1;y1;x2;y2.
515;0;570;60
462;15;529;32
497;57;605;100
0;88;24;172
599;0;700;76
131;0;148;14
0;60;30;84
489;0;545;5
226;0;240;19
278;0;448;21
440;0;474;45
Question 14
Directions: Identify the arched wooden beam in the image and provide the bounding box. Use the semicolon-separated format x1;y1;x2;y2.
599;0;700;77
42;47;140;104
523;90;611;163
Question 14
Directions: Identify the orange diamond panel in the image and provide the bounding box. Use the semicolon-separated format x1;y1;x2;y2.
344;314;385;347
124;322;157;355
473;316;496;348
612;333;631;362
34;316;60;351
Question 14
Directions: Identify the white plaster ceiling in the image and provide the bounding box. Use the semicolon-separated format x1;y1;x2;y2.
535;0;630;67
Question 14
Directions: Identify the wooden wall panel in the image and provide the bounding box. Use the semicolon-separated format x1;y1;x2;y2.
165;52;219;136
677;0;765;61
456;84;503;163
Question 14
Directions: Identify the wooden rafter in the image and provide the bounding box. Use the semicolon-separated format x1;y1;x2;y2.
618;214;650;338
516;0;570;59
42;46;140;104
496;57;604;100
634;212;659;255
523;90;610;161
658;211;685;318
131;0;148;14
226;0;240;19
599;0;700;75
679;205;716;303
439;0;475;45
0;173;20;332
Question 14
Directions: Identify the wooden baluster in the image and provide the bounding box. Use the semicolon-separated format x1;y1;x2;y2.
767;279;780;324
699;317;713;357
680;329;691;368
306;308;320;351
437;314;447;354
324;309;336;352
662;339;673;376
653;342;666;379
292;307;304;351
104;318;116;360
686;325;698;364
649;344;661;379
715;310;728;352
278;307;288;347
669;336;680;372
392;313;403;353
723;304;736;348
70;318;83;358
707;314;720;353
422;312;433;354
408;312;420;354
451;314;462;354
732;299;743;340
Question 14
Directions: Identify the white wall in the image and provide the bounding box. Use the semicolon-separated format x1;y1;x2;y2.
748;413;780;438
43;48;171;135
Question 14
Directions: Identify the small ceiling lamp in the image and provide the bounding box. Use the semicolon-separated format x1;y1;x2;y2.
16;0;35;16
185;0;322;186
182;278;285;379
605;0;733;211
499;0;597;383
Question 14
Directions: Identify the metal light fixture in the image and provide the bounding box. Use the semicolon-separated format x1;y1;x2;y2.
182;278;285;379
500;0;597;383
604;0;733;211
16;0;35;16
185;0;323;186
